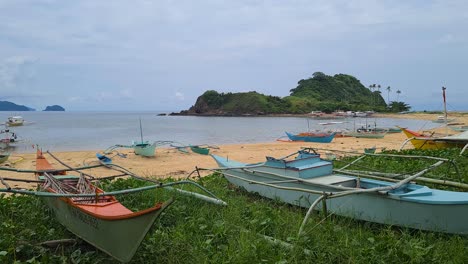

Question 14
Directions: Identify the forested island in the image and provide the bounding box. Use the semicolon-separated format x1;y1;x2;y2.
0;101;34;111
173;72;410;116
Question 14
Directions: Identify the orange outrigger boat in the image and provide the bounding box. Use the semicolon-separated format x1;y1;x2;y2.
0;149;226;262
34;149;173;262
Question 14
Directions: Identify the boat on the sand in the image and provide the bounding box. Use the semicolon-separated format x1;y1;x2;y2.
211;148;468;234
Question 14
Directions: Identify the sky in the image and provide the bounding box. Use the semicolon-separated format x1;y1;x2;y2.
0;0;467;112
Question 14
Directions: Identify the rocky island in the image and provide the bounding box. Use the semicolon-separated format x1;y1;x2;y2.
43;105;65;111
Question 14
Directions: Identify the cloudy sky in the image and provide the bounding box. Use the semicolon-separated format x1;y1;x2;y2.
0;0;467;111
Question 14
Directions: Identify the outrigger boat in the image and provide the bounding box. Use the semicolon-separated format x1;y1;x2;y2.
285;131;336;143
399;127;468;154
0;149;226;262
210;148;468;234
0;152;9;163
6;116;24;126
0;127;20;149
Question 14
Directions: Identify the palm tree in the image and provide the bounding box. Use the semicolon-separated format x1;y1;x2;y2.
396;90;401;102
386;86;391;104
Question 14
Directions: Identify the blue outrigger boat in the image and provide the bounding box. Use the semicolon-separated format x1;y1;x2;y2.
211;149;468;234
285;132;336;143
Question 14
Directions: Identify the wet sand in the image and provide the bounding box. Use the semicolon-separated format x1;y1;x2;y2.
2;112;467;189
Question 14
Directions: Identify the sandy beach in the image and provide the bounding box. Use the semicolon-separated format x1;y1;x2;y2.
2;112;467;189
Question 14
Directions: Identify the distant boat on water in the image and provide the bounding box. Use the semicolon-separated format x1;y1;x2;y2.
6;116;24;126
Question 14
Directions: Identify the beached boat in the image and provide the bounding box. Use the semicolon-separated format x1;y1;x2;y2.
34;150;173;262
0;127;19;149
372;127;401;133
0;150;226;262
132;140;156;157
399;127;468;152
0;153;9;163
190;145;210;155
449;125;468;132
285;132;336;143
433;115;455;124
6;116;24;126
96;153;112;165
211;148;468;234
346;131;387;139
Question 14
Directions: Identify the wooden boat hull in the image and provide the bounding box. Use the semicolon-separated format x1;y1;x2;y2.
34;150;173;262
400;128;464;150
347;132;386;138
212;154;468;234
449;126;468;132
190;146;210;155
0;154;9;163
7;122;23;127
6;116;24;126
285;132;336;143
41;196;172;262
133;142;156;157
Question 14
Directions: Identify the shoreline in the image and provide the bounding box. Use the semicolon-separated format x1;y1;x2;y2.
0;132;416;189
3;112;467;190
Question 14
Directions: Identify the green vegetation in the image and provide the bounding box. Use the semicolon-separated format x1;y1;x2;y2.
288;72;387;112
188;90;290;115
1;149;466;263
180;72;409;115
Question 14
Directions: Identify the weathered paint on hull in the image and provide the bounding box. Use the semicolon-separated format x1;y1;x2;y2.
214;160;468;234
190;146;210;155
42;196;172;262
134;143;156;157
401;129;461;150
285;132;336;143
347;132;386;138
0;154;9;163
7;123;23;127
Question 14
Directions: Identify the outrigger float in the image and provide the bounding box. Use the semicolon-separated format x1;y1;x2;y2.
0;149;226;262
207;148;468;235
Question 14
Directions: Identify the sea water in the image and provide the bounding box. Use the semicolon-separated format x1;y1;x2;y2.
0;111;439;153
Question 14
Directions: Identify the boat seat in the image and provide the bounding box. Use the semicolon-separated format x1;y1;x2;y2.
304;175;355;186
293;161;332;171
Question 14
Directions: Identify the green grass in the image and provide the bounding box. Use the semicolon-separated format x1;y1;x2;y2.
1;149;467;263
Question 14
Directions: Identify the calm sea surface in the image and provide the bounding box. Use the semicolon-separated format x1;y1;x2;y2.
1;111;439;153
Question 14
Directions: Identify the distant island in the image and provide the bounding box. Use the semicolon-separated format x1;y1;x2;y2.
172;72;410;116
0;101;34;111
43;105;65;111
0;101;66;111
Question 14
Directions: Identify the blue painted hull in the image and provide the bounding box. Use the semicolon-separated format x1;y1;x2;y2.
211;151;468;234
285;132;336;143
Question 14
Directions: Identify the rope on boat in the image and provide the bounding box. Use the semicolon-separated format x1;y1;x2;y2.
45;151;227;206
201;158;447;236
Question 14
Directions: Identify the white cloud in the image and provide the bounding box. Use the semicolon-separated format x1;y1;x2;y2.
0;55;37;89
175;92;185;100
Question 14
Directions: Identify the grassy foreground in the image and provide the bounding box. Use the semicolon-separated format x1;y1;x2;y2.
1;149;467;263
